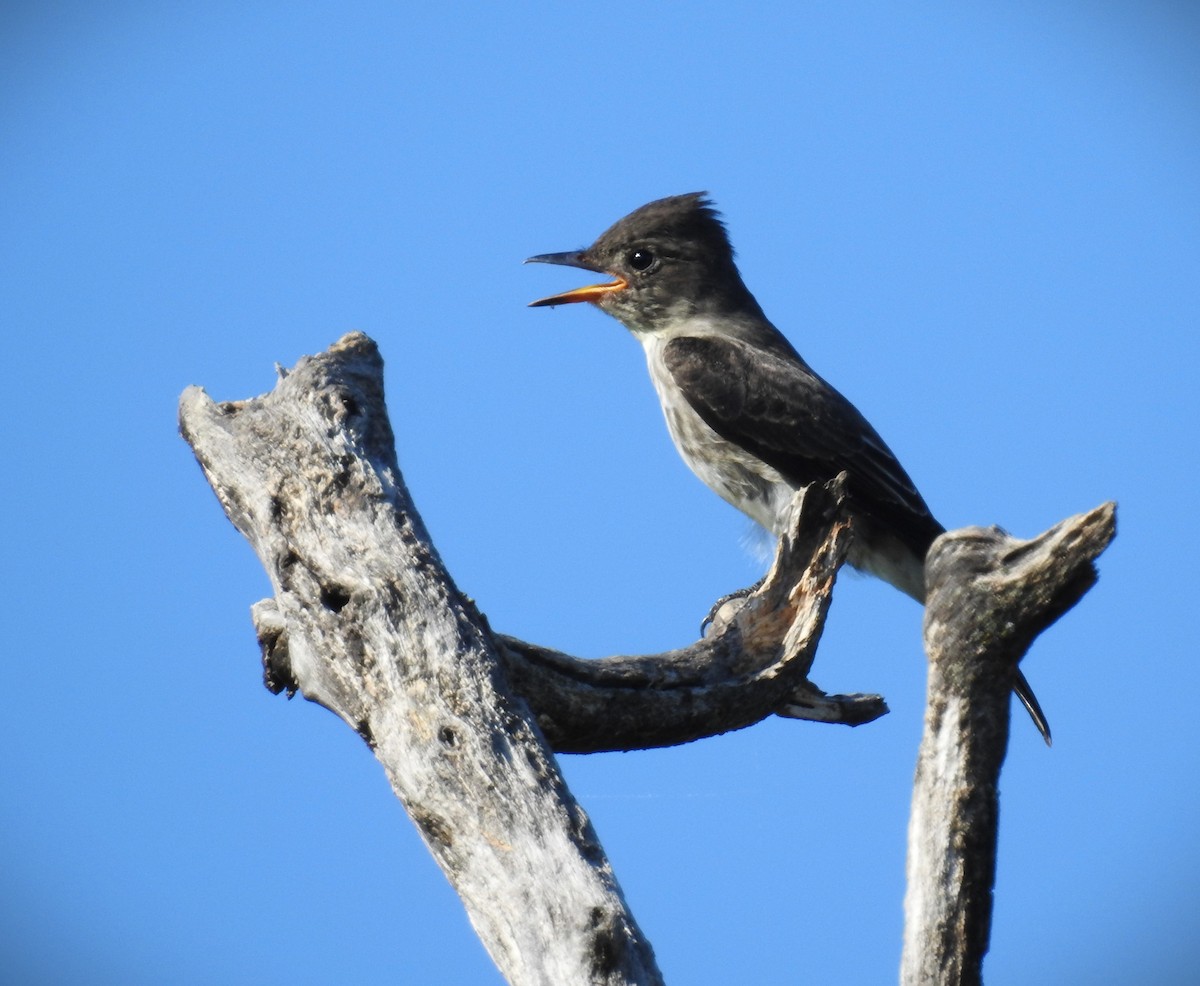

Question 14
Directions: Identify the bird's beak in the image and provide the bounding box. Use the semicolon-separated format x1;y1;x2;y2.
525;252;627;307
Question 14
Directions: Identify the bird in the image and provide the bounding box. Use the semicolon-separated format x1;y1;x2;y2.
525;192;1050;744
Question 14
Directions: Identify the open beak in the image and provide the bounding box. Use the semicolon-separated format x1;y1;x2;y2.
525;251;627;307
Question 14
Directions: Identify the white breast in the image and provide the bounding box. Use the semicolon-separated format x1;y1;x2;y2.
638;330;793;534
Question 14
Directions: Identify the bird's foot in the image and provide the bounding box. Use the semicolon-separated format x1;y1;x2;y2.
701;576;766;637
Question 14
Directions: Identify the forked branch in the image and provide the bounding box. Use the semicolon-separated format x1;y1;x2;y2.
178;332;883;986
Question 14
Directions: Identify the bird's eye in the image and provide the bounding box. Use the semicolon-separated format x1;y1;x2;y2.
629;248;656;272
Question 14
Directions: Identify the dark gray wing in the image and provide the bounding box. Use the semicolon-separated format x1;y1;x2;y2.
664;336;1053;744
662;334;944;555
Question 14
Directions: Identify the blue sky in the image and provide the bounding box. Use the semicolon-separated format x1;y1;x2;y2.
3;3;1198;983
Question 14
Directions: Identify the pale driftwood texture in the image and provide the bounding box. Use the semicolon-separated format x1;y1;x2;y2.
178;332;881;986
181;332;1115;984
901;504;1116;986
179;335;661;986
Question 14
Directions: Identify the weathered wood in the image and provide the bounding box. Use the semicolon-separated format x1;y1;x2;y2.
181;332;1117;983
497;471;887;752
900;504;1116;986
178;332;882;985
179;334;663;986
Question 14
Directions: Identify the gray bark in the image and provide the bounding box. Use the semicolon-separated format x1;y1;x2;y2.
180;331;1114;984
496;471;888;752
900;504;1117;986
178;332;880;986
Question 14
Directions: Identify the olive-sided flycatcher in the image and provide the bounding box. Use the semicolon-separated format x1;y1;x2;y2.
526;192;1049;743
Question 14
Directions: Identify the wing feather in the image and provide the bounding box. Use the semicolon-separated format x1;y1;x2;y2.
662;335;943;554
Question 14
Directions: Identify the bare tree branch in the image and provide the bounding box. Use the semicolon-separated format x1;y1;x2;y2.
496;471;887;752
179;334;663;986
178;332;883;985
901;504;1117;986
180;332;1116;984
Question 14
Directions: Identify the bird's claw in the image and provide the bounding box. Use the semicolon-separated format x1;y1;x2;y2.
700;577;766;637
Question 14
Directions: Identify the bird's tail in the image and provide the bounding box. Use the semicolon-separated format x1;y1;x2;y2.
1014;670;1052;746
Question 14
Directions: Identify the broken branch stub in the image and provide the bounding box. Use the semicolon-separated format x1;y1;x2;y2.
901;503;1117;986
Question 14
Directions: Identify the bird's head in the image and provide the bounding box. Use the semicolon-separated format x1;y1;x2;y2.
526;193;761;335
